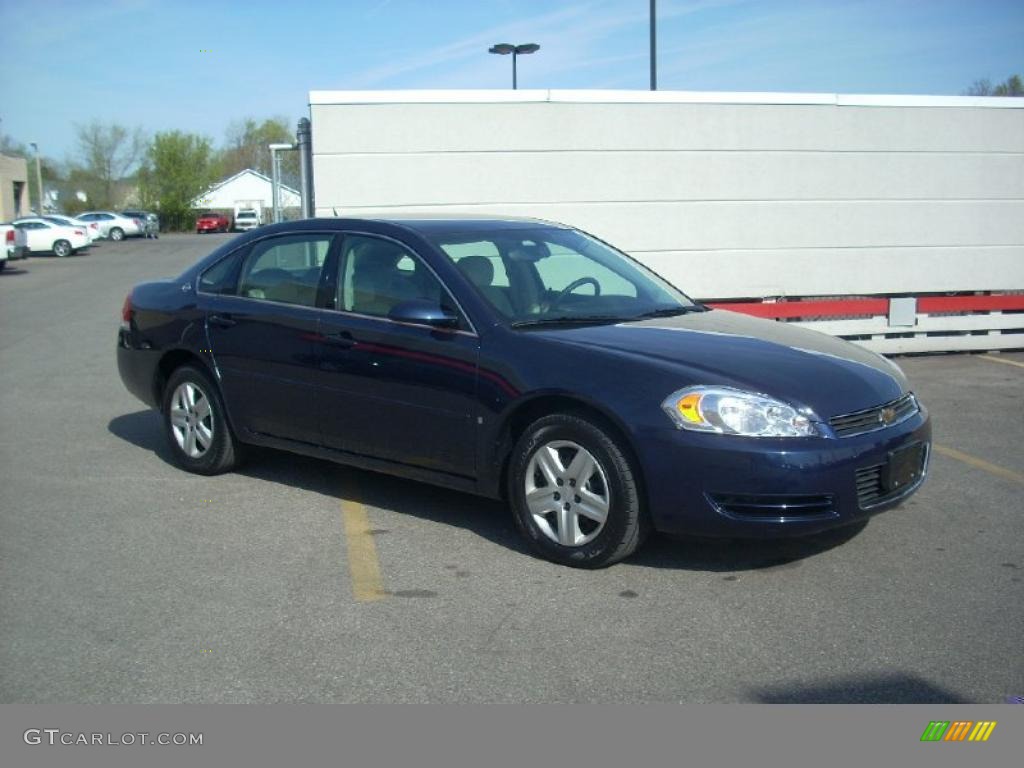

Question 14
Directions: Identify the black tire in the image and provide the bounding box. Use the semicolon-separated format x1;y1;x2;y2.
508;413;649;568
109;227;124;242
0;260;6;272
161;364;241;475
53;239;72;258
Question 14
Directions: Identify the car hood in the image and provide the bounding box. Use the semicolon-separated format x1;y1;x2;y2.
532;309;908;419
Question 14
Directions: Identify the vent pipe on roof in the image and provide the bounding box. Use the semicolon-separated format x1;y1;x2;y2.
297;118;314;219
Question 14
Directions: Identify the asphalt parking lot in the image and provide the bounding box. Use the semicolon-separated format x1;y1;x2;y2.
1;235;1022;704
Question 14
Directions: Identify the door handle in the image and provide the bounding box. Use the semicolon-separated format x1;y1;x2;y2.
208;313;237;328
321;329;354;349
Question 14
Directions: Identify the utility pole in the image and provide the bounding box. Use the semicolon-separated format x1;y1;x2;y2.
650;0;657;91
30;142;44;213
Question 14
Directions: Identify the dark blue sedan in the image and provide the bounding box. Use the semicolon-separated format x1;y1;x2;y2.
117;217;931;567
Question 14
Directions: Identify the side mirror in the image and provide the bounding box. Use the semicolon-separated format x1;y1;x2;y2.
388;300;460;329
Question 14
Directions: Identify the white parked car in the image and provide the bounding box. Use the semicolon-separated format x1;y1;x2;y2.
76;211;144;241
43;215;102;245
233;208;262;231
12;218;90;257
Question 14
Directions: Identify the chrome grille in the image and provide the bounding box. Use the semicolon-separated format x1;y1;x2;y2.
829;393;918;438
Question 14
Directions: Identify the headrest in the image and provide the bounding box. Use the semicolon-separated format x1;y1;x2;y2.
457;255;494;287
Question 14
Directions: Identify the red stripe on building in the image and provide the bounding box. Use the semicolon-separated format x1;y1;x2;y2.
706;294;1024;319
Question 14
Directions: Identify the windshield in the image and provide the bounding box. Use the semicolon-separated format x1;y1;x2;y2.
428;226;698;326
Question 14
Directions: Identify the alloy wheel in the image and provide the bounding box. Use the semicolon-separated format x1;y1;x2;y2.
524;440;611;547
169;382;214;458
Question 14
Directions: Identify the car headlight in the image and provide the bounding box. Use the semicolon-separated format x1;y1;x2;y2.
661;386;821;437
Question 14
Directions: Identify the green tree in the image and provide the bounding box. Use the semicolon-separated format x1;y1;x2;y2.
74;121;147;208
964;73;1023;96
993;74;1023;96
215;116;299;187
139;131;216;231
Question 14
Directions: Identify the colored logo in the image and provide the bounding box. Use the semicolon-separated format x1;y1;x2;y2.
880;406;897;425
920;721;997;742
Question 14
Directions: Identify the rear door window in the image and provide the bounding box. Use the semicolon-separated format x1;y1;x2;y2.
236;234;335;307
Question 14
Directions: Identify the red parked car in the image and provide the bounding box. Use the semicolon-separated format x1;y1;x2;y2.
196;212;231;234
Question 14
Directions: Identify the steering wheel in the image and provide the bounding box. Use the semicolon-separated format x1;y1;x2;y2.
548;277;601;310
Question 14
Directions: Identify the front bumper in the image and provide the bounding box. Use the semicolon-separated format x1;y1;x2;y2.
640;408;932;537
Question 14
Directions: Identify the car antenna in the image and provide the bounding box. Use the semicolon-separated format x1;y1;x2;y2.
333;207;339;217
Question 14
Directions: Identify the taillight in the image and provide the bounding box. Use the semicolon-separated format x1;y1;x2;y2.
121;293;133;329
5;230;13;245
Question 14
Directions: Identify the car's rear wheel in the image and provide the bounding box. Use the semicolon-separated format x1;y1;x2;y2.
109;227;124;242
53;239;72;258
162;365;241;475
508;413;649;568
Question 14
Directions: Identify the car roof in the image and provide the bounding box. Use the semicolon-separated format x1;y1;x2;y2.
279;215;568;235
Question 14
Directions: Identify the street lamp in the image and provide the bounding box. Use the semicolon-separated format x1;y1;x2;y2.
650;0;657;90
29;142;44;214
488;42;540;89
268;142;295;224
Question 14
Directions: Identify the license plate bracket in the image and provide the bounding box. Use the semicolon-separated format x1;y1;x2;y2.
884;442;925;493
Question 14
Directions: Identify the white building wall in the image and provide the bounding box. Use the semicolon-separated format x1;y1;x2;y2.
309;89;1024;304
194;171;301;210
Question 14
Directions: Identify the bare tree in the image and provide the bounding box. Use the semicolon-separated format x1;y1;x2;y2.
216;116;298;186
964;78;992;96
74;121;147;208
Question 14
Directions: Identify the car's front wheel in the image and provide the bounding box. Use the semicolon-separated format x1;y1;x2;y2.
162;365;241;475
509;413;649;568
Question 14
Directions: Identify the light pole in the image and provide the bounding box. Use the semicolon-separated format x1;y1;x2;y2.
650;0;657;90
29;142;44;214
268;142;294;223
489;43;540;89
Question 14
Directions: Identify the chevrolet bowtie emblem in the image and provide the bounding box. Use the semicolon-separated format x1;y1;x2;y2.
880;407;897;424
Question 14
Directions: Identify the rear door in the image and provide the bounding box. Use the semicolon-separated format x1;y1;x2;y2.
202;232;338;444
312;232;480;478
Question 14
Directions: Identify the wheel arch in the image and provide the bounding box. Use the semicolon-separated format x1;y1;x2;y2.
153;349;215;409
490;392;647;508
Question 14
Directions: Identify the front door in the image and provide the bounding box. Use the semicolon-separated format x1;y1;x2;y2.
312;233;480;478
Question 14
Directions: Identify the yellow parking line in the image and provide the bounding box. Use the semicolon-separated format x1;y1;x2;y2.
341;496;386;602
933;444;1024;486
978;354;1024;370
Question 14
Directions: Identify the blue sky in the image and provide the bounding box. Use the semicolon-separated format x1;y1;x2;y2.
1;0;1021;161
